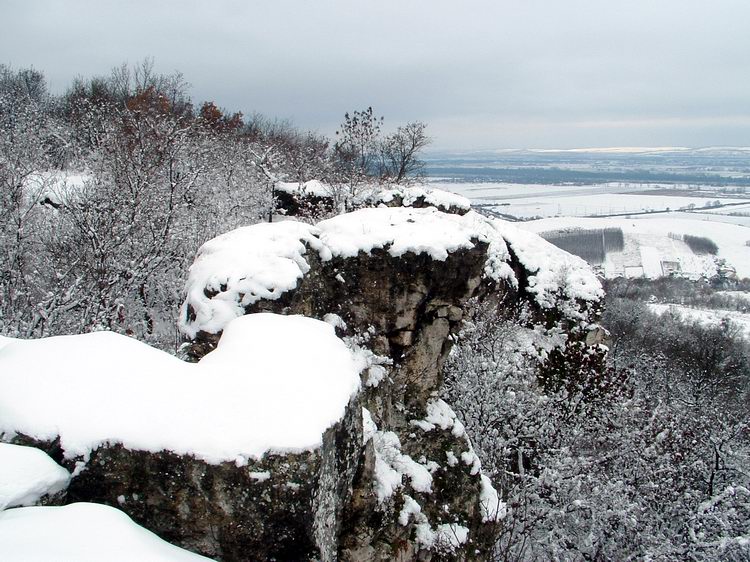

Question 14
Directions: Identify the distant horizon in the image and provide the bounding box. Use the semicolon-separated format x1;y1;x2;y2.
424;145;750;155
3;0;749;150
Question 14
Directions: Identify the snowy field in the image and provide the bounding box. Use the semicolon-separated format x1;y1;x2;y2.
634;210;750;228
427;179;750;280
428;180;748;220
478;193;746;219
518;216;750;280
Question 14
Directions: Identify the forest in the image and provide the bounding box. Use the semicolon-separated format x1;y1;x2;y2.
0;61;427;348
446;278;750;560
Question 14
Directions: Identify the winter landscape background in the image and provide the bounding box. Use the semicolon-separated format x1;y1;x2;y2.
1;1;749;560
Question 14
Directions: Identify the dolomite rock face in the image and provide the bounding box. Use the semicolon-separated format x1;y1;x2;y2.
180;223;497;560
274;182;472;220
2;206;604;561
11;401;362;562
173;207;602;560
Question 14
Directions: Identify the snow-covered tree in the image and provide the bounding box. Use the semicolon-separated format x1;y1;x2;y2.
444;297;750;561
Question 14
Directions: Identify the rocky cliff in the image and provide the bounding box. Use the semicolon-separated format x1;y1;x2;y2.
0;204;604;561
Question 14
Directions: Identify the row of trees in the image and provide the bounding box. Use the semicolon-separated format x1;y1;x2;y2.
0;61;430;346
445;296;749;561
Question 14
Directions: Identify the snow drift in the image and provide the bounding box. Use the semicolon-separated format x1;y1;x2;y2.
0;314;362;463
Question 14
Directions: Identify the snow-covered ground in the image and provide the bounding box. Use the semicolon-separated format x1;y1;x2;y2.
634;210;750;228
0;334;16;352
649;303;750;340
519;216;750;280
429;180;747;217
716;291;750;304
0;314;363;464
0;503;213;561
486;193;742;219
429;181;650;203
0;444;70;510
430;178;750;322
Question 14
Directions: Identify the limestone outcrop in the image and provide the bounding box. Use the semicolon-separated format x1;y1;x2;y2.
274;182;472;220
0;205;604;561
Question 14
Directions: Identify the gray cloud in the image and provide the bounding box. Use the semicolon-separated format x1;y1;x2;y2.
2;0;749;149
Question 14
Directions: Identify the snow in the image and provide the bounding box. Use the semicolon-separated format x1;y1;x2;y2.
322;209;516;287
446;451;459;467
397;495;471;554
181;208;520;337
276;180;472;214
181;208;602;339
374;185;471;212
460;450;482;476
484;193;745;219
521;216;750;280
491;219;604;312
323;316;392;388
363;408;433;501
25;171;89;207
317;206;483;261
0;444;70;510
428;180;643;202
276;179;330;198
648;304;750;340
399;495;423;526
248;471;271;482
0;314;363;464
640;246;663;278
180;221;324;339
411;399;467;438
0;503;213;561
422;188;471;211
428;179;748;219
415;522;470;552
479;474;506;522
532;146;691;154
0;335;16;352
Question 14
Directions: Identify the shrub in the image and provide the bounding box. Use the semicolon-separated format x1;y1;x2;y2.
683;234;719;255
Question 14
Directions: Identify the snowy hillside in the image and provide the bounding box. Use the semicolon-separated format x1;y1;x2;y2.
649;303;750;340
519;216;750;280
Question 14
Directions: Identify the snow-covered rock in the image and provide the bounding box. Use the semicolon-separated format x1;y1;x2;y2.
177;206;571;560
0;444;70;510
491;219;604;322
1;205;604;561
370;184;472;215
0;503;213;561
181;207;600;342
181;221;323;339
276;179;331;198
0;314;364;560
273;179;472;218
0;313;362;463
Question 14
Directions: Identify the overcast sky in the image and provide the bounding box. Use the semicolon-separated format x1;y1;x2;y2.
2;0;749;150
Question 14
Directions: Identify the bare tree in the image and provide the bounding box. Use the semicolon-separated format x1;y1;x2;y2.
379;121;430;184
330;107;383;209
